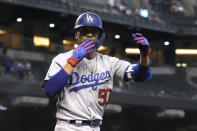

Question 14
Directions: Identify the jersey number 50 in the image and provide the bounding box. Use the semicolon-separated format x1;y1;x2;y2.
98;88;112;106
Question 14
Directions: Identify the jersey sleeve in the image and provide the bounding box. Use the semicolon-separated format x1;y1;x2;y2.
43;51;72;82
110;57;130;80
44;58;62;81
110;57;135;80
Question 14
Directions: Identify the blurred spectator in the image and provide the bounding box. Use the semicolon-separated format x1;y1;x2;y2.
2;45;7;55
148;9;165;24
23;60;34;80
11;60;19;78
175;3;184;14
170;2;177;12
133;5;141;16
194;20;197;25
125;9;133;16
111;0;134;16
140;0;150;9
170;0;184;14
16;59;25;79
116;0;127;13
0;64;4;79
108;0;115;9
4;57;13;78
61;0;68;4
0;43;3;56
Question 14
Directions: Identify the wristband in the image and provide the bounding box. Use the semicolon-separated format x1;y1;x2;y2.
67;57;78;67
141;49;150;57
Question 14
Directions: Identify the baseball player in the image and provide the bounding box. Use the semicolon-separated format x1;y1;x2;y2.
42;12;152;131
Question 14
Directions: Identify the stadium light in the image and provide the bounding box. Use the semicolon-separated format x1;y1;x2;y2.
125;48;140;54
16;17;22;22
62;40;73;45
104;104;122;113
115;35;120;39
176;63;187;68
176;49;197;55
12;96;49;107
156;109;185;118
176;63;181;67
49;23;55;28
140;9;149;18
33;36;50;47
0;104;7;111
0;29;7;34
164;41;170;46
182;63;187;68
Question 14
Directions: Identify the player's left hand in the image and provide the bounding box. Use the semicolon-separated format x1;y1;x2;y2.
132;33;150;56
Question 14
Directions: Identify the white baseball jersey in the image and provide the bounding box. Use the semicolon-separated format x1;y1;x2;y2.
43;50;133;121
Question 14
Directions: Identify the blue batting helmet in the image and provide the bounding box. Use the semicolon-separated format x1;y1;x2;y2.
74;12;103;30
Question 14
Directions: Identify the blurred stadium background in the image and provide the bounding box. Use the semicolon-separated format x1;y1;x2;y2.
0;0;197;130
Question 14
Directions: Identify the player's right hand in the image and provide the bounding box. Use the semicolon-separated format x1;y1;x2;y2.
72;39;95;62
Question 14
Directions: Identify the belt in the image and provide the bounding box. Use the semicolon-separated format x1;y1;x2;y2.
62;119;102;127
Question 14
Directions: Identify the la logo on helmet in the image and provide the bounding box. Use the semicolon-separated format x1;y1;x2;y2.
86;14;93;22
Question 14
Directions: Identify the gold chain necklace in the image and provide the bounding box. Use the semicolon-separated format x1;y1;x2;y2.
83;55;97;74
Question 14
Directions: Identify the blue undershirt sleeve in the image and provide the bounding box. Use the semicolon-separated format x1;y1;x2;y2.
43;68;71;97
124;63;152;82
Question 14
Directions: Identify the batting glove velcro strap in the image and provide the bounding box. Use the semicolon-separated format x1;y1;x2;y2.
67;57;78;67
132;33;150;57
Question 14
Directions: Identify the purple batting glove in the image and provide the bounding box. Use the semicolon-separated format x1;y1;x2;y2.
72;39;95;62
132;33;150;56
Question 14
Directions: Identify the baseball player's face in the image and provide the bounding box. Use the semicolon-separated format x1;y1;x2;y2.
75;27;100;44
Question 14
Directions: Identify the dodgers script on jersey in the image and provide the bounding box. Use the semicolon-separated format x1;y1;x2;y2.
43;50;134;121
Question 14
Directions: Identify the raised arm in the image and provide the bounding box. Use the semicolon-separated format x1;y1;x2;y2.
124;33;152;82
43;39;95;97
